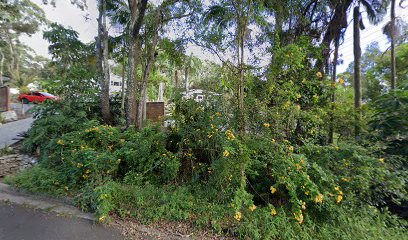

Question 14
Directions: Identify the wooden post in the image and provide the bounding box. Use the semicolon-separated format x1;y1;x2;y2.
0;86;10;112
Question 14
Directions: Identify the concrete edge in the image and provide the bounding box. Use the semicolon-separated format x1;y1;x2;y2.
0;182;95;221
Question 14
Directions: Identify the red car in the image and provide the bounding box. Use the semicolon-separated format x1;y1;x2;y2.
18;92;57;104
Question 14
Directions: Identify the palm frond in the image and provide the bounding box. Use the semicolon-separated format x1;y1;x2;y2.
361;0;389;24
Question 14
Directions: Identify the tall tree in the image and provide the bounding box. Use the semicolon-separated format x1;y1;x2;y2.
126;0;148;128
200;0;259;135
390;0;396;89
353;0;389;137
97;0;113;124
137;4;162;127
353;6;362;137
0;0;45;86
328;35;340;144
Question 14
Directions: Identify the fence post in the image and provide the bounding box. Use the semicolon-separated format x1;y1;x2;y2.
0;86;10;112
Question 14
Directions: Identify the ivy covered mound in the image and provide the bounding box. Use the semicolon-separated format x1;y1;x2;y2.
7;94;407;240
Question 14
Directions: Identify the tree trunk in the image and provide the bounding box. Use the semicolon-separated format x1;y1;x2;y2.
353;6;362;137
98;0;113;124
238;25;246;135
6;30;20;85
0;50;4;86
175;69;179;90
390;0;396;90
184;55;191;93
126;0;148;128
328;36;340;144
121;47;126;118
137;19;160;129
126;35;141;127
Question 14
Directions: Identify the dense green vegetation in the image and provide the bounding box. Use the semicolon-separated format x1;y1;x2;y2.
2;0;408;239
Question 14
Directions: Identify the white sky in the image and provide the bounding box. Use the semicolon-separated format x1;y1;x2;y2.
337;5;408;72
20;1;408;73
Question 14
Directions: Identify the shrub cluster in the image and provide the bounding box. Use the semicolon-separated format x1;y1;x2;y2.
7;96;407;239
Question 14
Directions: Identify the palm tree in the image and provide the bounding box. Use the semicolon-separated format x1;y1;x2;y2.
353;0;389;137
353;6;362;129
383;0;407;89
390;0;396;89
202;0;255;134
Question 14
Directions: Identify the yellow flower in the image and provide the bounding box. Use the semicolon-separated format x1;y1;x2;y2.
379;158;385;164
296;163;302;171
271;139;276;143
342;177;350;182
316;72;322;78
99;215;106;222
296;93;302;99
223;150;230;157
86;169;91;174
288;146;294;152
208;134;213;139
64;186;69;191
305;191;309;196
216;112;222;117
300;200;306;210
336;195;343;203
234;212;242;221
100;194;109;200
226;130;236;141
249;204;257;212
315;193;324;203
271;208;277;216
270;186;277;194
57;139;64;145
293;210;304;224
263;123;270;127
339;78;345;85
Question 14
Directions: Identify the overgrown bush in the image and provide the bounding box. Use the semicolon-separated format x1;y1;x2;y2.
9;91;407;239
23;100;101;153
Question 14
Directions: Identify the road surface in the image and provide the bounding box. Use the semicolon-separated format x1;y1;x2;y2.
0;202;123;240
0;118;34;148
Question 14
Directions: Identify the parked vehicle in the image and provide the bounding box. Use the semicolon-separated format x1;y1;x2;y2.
18;92;58;104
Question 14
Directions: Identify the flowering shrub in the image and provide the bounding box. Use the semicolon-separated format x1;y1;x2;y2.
245;137;343;225
116;126;180;184
44;125;121;189
301;143;407;209
170;97;252;201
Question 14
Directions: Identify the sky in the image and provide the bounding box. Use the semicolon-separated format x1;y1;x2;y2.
20;0;408;74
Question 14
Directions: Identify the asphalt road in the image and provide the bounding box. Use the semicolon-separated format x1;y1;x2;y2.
0;118;34;148
0;202;123;240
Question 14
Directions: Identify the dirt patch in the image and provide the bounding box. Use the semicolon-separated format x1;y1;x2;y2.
108;215;234;240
